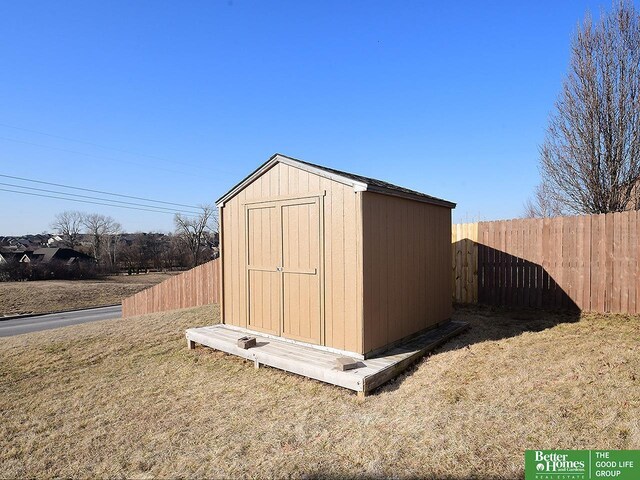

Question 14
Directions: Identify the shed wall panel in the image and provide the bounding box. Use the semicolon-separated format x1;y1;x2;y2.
362;192;453;354
221;163;363;354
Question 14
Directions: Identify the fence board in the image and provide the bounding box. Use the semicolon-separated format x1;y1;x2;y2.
451;222;479;304
122;259;221;317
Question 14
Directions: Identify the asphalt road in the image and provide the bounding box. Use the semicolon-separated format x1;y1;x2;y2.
0;305;122;337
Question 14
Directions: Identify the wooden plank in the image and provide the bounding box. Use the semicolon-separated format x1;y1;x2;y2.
488;222;497;305
499;221;506;306
596;213;606;312
581;215;591;311
471;222;478;303
628;211;636;314
505;220;513;307
605;212;615;312
537;218;544;308
563;216;575;309
620;211;630;313
540;218;549;309
452;222;478;304
486;222;493;305
516;219;524;307
517;219;525;307
455;224;463;302
451;224;457;302
555;216;564;309
611;212;621;312
477;224;486;304
522;221;535;307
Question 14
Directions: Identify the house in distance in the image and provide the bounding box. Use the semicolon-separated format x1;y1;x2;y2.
216;153;456;358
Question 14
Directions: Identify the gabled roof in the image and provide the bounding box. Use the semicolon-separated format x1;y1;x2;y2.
32;248;94;263
0;251;31;263
216;153;456;208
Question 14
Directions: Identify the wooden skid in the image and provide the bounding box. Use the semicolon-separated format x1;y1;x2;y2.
185;321;469;395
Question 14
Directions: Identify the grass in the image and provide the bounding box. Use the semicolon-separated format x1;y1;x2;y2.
0;273;177;316
0;305;638;479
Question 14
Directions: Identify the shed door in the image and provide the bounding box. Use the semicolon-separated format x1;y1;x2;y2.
281;198;321;344
246;203;281;335
245;197;322;345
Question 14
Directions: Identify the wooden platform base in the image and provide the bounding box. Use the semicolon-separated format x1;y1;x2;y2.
185;321;469;396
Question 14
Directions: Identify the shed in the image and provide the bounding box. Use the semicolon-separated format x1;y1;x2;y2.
216;153;456;359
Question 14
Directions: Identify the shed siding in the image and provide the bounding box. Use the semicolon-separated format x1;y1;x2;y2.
221;162;363;354
361;192;453;354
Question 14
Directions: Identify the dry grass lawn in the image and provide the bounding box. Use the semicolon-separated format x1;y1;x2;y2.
0;305;638;479
0;273;177;316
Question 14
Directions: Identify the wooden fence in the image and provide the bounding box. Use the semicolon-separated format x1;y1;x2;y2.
123;211;640;318
122;259;220;317
452;211;640;313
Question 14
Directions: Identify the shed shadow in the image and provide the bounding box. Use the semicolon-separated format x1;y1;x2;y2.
372;240;581;396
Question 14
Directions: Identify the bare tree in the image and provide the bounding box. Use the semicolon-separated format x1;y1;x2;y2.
82;213;121;265
523;182;566;218
536;1;640;214
174;205;217;268
163;233;190;270
106;221;123;268
50;211;84;247
121;232;167;272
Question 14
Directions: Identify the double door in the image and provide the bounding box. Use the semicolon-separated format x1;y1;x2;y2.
245;196;322;344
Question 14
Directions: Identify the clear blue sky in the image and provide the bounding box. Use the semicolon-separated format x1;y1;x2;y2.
0;0;626;235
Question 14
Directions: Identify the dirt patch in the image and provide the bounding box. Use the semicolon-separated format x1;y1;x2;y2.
0;306;637;478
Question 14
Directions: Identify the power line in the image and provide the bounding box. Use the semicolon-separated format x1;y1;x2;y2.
0;122;192;167
0;136;202;178
0;181;201;215
0;173;202;209
0;187;200;216
0;122;238;176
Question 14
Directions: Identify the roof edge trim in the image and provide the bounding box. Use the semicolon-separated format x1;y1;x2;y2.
216;153;367;206
365;185;457;208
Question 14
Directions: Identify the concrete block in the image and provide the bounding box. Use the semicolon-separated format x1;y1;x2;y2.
335;356;360;371
237;336;257;349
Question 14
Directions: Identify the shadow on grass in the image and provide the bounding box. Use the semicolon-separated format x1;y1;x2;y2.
440;304;581;351
372;306;580;396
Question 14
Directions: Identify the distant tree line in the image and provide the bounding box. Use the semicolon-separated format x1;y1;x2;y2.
0;258;98;282
50;206;219;273
1;205;218;281
118;230;218;273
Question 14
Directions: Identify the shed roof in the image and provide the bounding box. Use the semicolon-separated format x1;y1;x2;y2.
216;154;456;208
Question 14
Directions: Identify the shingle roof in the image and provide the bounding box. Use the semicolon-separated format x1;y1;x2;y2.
217;153;456;208
32;248;59;263
32;248;94;263
292;156;455;207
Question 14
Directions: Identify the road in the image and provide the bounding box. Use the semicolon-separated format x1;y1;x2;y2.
0;305;122;337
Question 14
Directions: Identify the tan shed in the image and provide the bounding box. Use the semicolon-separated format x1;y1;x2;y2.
217;153;456;359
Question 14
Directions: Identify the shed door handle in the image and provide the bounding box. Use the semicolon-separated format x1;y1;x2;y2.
276;266;283;272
